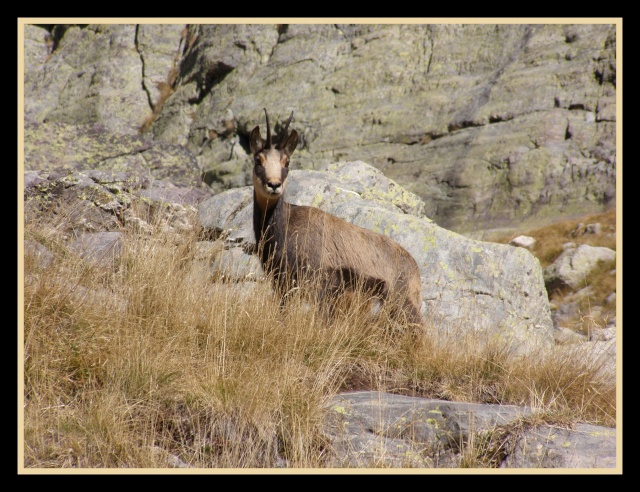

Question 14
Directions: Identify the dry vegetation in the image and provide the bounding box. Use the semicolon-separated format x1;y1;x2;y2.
494;208;617;337
496;209;616;269
22;206;616;469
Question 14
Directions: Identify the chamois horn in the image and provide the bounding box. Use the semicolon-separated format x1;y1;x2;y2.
263;108;272;149
277;111;295;150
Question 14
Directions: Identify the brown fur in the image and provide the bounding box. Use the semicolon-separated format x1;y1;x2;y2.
250;109;423;326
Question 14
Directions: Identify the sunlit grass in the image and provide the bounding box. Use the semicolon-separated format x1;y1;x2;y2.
22;205;616;468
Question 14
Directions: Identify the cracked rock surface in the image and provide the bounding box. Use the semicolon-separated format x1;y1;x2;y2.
24;23;616;236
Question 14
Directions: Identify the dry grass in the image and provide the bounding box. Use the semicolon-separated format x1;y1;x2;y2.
495;209;616;269
494;209;617;335
22;206;616;469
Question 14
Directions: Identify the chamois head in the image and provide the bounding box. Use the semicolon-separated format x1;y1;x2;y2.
250;109;298;206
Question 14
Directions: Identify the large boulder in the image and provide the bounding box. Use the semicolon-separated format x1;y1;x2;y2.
198;161;554;355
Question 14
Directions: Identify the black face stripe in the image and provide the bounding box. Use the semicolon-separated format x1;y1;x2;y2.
281;167;289;180
254;162;267;181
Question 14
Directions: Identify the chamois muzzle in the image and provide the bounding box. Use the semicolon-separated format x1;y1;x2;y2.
265;181;282;194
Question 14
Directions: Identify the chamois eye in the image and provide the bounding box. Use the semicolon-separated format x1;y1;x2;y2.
254;155;262;166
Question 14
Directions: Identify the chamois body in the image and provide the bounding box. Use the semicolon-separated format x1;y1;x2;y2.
250;109;423;326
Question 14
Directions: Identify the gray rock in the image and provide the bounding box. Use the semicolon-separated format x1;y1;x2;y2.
25;25;146;134
23;23;616;236
586;223;602;235
140;179;211;208
210;246;264;281
24;240;54;270
170;24;616;236
590;326;616;342
324;391;531;468
24;121;208;192
152;446;193;468
25;24;185;135
135;24;186;113
544;244;617;290
24;162;208;237
499;423;616;468
553;326;588;345
323;390;616;468
198;186;254;244
67;232;124;268
24;170;127;233
509;235;536;249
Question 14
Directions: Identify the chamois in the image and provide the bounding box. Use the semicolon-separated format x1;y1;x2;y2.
250;109;423;326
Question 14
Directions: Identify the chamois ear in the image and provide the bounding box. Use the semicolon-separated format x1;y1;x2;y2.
282;129;298;155
249;126;264;155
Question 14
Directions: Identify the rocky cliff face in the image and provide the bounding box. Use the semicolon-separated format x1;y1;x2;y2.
23;22;617;237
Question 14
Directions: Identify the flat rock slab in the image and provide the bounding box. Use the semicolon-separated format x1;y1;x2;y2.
323;391;616;469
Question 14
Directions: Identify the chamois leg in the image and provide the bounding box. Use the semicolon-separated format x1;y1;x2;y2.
316;268;349;321
382;296;424;337
317;268;390;323
402;298;424;327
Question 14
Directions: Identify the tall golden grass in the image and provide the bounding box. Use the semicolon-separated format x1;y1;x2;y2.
22;205;616;468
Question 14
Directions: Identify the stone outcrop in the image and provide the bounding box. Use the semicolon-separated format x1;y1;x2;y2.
24;24;185;136
23;22;617;236
23;169;204;238
24;121;208;193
